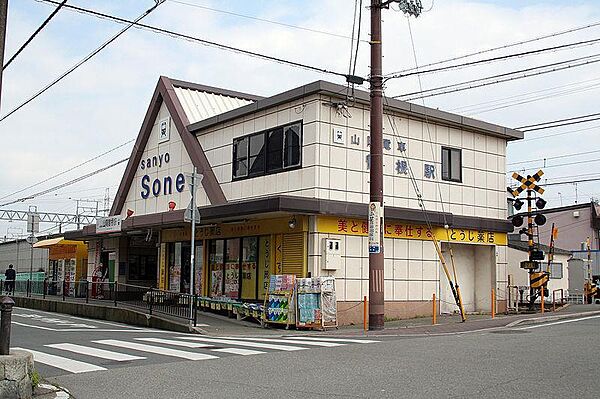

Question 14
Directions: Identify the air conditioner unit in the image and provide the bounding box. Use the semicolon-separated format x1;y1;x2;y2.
573;211;580;218
321;238;342;270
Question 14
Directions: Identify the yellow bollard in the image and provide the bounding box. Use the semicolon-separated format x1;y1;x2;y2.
363;296;368;333
491;288;496;319
432;293;437;325
541;286;545;314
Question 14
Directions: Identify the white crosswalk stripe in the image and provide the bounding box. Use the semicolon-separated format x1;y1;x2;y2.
221;336;345;347
93;339;219;360
211;348;265;356
176;336;307;351
45;343;146;361
134;337;213;348
282;337;380;344
14;348;106;374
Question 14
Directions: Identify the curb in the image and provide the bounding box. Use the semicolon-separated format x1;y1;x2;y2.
505;309;600;328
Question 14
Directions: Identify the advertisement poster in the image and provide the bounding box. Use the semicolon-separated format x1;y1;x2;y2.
368;202;383;253
224;262;239;298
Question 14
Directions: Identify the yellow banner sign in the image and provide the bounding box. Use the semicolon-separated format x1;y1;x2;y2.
316;216;507;246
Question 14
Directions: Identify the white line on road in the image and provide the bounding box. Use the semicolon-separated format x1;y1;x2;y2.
45;343;146;362
93;340;219;360
176;336;307;351
221;336;345;347
211;348;265;356
134;338;213;348
281;337;380;344
518;314;600;330
14;348;106;374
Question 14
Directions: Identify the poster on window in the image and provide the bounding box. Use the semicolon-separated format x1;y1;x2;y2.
224;262;239;299
195;245;203;296
210;270;223;297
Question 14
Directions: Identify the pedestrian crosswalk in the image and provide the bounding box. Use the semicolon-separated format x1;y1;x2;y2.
15;335;379;376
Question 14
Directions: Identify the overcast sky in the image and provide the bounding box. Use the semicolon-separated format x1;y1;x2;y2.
1;0;600;238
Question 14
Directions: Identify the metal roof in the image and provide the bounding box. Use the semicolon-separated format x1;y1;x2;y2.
173;86;255;124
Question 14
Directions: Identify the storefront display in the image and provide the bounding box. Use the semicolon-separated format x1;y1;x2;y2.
209;240;224;297
224;239;240;298
296;277;322;329
264;274;296;327
321;276;338;328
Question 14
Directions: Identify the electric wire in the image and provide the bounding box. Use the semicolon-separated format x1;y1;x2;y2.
516;112;600;130
508;156;600;172
0;138;134;202
168;0;367;42
520;116;600;132
0;1;165;123
394;53;600;101
0;158;129;208
517;123;600;142
3;0;68;70
507;148;600;166
34;0;354;81
386;18;600;76
385;35;600;81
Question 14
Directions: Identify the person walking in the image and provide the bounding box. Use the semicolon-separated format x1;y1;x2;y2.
4;264;15;294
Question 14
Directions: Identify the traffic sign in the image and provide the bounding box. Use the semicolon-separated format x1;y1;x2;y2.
25;235;38;245
509;170;544;197
183;200;200;223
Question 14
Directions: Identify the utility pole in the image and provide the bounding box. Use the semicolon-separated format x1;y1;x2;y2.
368;0;422;331
0;0;8;111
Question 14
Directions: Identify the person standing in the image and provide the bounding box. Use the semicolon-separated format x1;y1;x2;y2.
4;264;16;294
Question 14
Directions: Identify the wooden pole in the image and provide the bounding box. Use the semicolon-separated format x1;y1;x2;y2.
541;286;545;314
363;295;368;333
432;293;436;325
491;288;495;319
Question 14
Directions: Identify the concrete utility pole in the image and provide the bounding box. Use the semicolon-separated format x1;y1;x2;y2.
368;0;422;331
0;0;8;111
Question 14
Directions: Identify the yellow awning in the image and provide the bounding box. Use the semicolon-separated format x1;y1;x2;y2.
32;237;83;248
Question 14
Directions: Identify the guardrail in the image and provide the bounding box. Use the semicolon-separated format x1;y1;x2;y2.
1;279;198;326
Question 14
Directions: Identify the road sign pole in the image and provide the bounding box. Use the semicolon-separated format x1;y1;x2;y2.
189;167;197;329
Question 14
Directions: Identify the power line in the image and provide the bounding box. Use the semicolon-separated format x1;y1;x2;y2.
168;0;367;42
517;123;600;142
386;18;600;76
0;1;164;123
508;148;600;166
385;35;600;81
3;0;67;70
35;0;356;81
508;156;600;172
544;177;600;187
516;112;600;130
394;53;600;101
0;157;129;208
521;116;600;132
0;138;134;201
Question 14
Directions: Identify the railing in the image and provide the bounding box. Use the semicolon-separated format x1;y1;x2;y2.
1;279;198;326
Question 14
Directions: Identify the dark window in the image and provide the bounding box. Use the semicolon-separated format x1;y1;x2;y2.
232;121;302;180
442;147;462;182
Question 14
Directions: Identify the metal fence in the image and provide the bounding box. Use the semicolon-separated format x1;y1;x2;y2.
1;279;198;326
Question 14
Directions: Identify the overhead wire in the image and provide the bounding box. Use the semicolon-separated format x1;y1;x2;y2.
0;138;134;202
34;0;356;82
516;112;600;130
507;148;600;166
0;1;165;123
516;123;600;142
386;18;600;76
394;52;600;101
0;158;129;208
3;0;68;70
167;0;368;42
520;116;600;132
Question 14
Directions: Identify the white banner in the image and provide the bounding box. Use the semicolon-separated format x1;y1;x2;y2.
96;215;122;234
368;202;383;253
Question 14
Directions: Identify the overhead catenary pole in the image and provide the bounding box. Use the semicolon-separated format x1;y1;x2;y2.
368;0;385;331
0;0;8;111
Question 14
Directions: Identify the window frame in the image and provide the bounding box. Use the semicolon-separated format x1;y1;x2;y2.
441;146;462;183
232;120;303;181
548;262;563;279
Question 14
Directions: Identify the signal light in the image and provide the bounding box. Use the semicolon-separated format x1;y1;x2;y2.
536;197;547;209
535;213;547;226
513;198;524;211
512;215;524;227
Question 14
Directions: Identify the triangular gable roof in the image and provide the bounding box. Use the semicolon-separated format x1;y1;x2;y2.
110;76;259;216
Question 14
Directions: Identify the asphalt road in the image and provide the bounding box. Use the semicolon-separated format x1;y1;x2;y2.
12;308;600;398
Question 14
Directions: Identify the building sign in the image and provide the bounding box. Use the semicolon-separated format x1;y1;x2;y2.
96;215;122;234
139;151;186;199
368;202;383;253
317;216;507;245
158;117;170;143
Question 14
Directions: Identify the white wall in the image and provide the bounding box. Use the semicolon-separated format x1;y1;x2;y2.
197;94;507;220
506;247;570;296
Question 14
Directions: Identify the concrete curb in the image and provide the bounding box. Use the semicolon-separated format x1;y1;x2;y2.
505;309;600;328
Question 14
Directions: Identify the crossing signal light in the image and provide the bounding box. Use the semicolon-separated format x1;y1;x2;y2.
513;198;524;211
512;215;524;227
535;213;547;226
536;197;547;209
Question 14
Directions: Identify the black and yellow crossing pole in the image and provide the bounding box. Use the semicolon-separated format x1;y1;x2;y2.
584;237;598;303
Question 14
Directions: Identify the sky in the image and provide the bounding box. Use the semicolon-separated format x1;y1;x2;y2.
1;0;600;238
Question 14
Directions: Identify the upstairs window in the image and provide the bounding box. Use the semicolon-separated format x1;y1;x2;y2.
233;121;302;180
442;147;462;182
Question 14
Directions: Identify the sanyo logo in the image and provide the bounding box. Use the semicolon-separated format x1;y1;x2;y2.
139;151;185;199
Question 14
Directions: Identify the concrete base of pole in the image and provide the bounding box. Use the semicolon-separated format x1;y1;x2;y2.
368;314;384;330
0;350;34;399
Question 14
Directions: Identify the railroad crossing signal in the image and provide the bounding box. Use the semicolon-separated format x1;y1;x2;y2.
509;170;545;197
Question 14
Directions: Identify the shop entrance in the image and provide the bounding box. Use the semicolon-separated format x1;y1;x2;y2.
166;241;203;294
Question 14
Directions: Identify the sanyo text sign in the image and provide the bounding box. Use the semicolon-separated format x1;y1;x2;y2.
139;151;185;199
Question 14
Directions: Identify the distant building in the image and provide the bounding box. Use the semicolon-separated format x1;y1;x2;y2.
534;202;600;251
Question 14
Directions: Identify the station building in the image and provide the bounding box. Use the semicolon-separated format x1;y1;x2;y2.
67;76;521;324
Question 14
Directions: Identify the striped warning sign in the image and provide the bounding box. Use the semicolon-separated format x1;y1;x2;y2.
530;271;549;289
509;170;545;197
